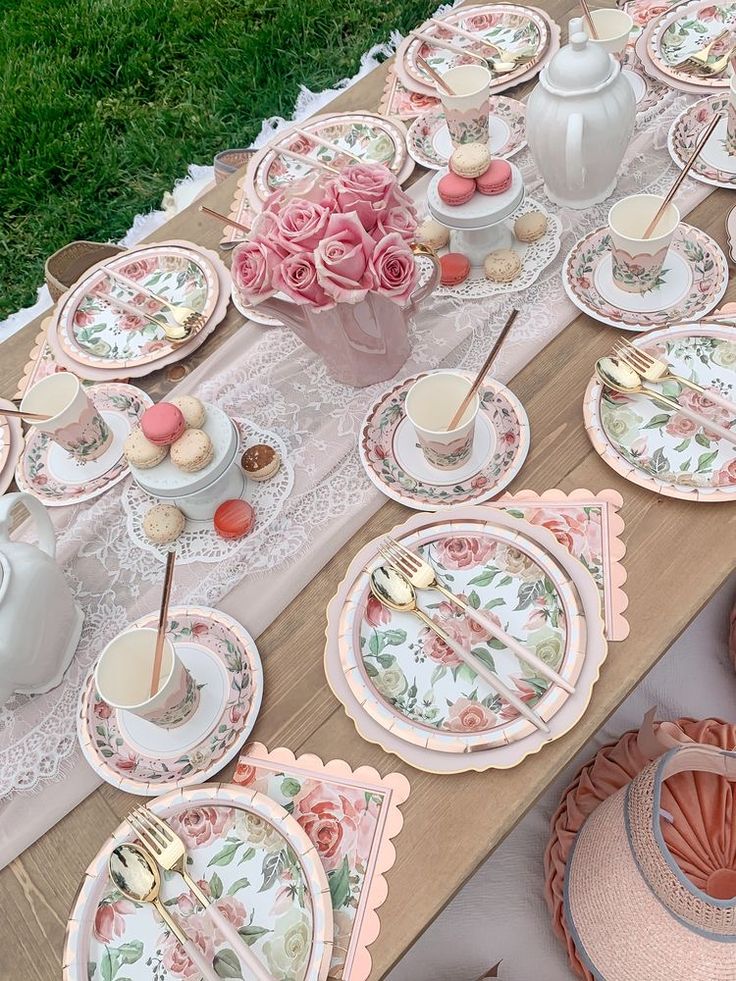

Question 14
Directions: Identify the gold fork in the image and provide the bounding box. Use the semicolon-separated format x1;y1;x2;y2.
128;807;275;981
614;340;736;416
105;268;206;338
687;43;736;75
96;290;189;342
674;28;729;67
379;537;575;694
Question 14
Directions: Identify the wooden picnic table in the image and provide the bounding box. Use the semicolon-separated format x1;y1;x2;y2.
1;3;735;977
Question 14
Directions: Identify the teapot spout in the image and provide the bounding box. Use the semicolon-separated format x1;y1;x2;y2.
246;296;306;331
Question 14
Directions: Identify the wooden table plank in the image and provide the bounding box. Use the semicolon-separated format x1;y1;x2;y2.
2;4;735;978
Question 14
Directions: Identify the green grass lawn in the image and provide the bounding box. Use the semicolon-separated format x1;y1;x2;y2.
0;0;440;319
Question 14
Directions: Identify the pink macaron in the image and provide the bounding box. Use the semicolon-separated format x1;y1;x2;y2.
477;159;513;196
140;402;186;446
438;172;475;206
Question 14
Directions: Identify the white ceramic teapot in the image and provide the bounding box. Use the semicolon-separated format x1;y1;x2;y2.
526;17;635;209
0;492;83;707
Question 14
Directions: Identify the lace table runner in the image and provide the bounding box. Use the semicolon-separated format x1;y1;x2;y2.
0;93;714;868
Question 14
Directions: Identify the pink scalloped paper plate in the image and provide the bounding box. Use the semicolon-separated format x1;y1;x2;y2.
233;743;410;981
492;488;629;641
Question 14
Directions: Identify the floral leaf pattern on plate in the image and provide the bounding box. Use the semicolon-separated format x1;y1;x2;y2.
652;0;736;85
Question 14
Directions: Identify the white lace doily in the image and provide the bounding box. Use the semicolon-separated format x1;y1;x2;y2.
122;419;293;564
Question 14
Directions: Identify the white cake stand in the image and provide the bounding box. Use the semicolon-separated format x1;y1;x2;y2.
427;162;525;266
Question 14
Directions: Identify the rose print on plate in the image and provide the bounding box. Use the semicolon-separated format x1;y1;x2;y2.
584;325;736;501
650;0;736;87
668;94;736;189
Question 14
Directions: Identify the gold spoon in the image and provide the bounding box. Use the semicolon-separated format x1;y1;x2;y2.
370;565;550;733
109;843;217;980
596;357;736;447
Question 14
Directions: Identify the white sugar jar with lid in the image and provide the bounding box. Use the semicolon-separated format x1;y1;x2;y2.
130;403;244;520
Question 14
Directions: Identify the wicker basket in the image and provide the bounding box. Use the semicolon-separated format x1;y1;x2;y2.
45;241;125;302
214;148;256;184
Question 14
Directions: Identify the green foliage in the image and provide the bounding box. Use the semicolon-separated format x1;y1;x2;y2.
0;0;439;316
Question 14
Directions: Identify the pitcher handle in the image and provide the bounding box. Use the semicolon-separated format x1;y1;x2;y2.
0;491;56;558
407;243;442;315
565;113;585;193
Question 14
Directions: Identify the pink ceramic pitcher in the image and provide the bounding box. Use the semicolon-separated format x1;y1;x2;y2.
249;245;441;388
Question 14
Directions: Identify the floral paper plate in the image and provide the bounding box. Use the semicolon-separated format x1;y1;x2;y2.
668;94;736;187
47;242;230;379
324;507;608;772
63;784;333;981
76;607;264;794
245;112;413;209
359;369;530;511
622;45;670;116
0;398;22;496
406;97;526;169
647;0;736;88
15;383;151;506
562;223;728;331
396;4;559;97
583;324;736;502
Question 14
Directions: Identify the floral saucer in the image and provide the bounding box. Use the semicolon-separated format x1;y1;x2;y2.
63;784;333;981
584;324;736;502
15;383;150;506
563;223;728;331
406;97;526;170
324;507;608;772
359;369;530;511
0;398;22;496
669;95;736;188
77;607;264;794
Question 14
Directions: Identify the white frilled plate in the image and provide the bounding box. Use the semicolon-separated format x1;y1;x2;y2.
668;94;736;189
76;607;264;794
562;223;728;331
406;97;527;170
396;3;560;97
63;783;333;981
359;369;530;511
324;507;607;772
15;383;151;506
245;112;413;210
47;241;231;380
584;323;736;502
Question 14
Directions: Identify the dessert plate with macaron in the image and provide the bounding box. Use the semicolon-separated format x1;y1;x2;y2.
418;142;562;300
406;97;527;170
122;395;294;563
15;383;152;506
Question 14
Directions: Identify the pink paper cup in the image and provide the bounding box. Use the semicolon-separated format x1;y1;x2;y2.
608;193;680;294
21;373;113;461
405;371;480;470
439;64;492;147
95;628;200;729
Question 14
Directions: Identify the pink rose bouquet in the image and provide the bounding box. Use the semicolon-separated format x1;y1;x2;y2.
233;163;419;309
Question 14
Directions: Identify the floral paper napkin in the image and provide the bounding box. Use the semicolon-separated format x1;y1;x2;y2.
233;743;410;981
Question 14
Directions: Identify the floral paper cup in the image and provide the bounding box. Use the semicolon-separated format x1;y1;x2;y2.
95;627;200;729
439;64;492;147
587;9;634;56
405;371;480;470
608;194;680;294
726;74;736;155
20;372;112;461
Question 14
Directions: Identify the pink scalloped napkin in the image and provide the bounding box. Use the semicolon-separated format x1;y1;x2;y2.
490;488;629;641
233;743;410;981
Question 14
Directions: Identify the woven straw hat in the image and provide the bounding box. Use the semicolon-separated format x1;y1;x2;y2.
565;744;736;981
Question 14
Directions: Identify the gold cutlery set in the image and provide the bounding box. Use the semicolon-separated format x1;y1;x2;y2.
113;806;275;981
672;28;736;75
413;22;537;76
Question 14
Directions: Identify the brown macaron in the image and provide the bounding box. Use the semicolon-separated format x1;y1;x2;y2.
241;443;281;481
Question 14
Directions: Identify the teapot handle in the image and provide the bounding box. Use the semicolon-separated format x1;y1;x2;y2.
406;243;442;315
565;113;585;193
0;492;56;558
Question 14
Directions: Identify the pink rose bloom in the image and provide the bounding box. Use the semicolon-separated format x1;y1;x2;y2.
74;309;94;328
331;163;397;231
141;340;169;355
315;212;377;303
192;622;209;636
234;761;257;786
117;313;146;333
250;210;287;255
264;173;336;212
273;199;331;253
120;258;155;281
172;806;233;848
365;594;391;628
93;898;136;943
715;459;736;486
374;205;417;242
679;389;732;426
528;509;589;557
369;232;418;304
499;676;538;720
445;697;497;733
160;915;214;979
112;753;139;771
214;895;248;928
94;700;112;719
272;251;334;309
419;604;498;666
232;239;278;303
176;879;211;917
471;474;489;489
296;785;362;870
665;412;699;439
433;535;498;570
